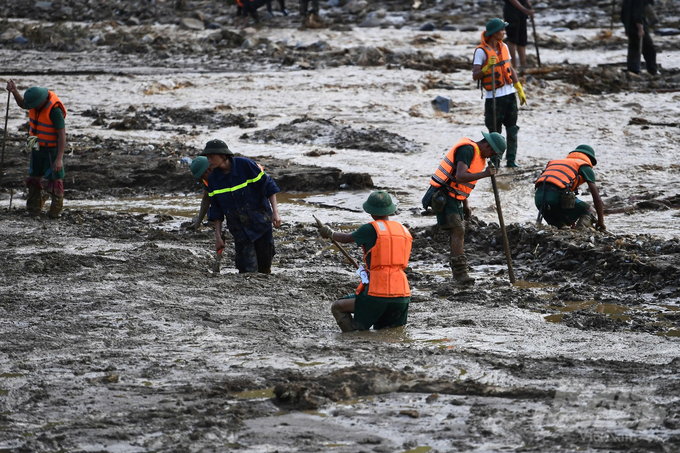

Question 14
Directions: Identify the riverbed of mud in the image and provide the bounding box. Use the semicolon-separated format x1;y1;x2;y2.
2;0;680;452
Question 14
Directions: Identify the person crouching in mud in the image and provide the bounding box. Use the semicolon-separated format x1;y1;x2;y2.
318;191;413;332
202;139;282;273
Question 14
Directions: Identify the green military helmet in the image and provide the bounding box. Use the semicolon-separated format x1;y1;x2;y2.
485;18;509;37
190;156;210;180
363;190;397;216
481;131;507;156
200;139;234;157
570;144;597;166
23;87;49;109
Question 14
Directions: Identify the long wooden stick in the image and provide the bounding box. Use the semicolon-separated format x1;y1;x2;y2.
491;71;516;284
530;16;541;67
0;90;10;187
313;215;360;269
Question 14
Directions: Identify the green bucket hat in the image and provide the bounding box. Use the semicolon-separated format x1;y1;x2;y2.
23;87;49;109
190;156;210;180
200;139;234;157
363;191;397;216
569;144;597;166
481;131;507;156
485;18;509;37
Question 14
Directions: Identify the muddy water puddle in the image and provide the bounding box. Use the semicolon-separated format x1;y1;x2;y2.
544;300;631;323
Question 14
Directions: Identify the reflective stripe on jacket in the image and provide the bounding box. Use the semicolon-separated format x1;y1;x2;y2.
356;220;412;298
28;91;66;148
535;152;594;191
476;32;513;91
429;138;486;200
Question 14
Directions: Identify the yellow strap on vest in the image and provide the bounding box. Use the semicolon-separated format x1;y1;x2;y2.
208;171;264;197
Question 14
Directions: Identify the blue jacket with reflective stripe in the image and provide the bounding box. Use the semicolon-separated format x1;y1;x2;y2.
207;157;280;243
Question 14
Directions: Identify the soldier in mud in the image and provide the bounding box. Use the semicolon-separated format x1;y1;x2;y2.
5;79;67;218
472;18;527;168
535;145;606;231
299;0;323;28
503;0;535;70
202;139;282;273
621;0;658;75
188;156;212;230
318;191;412;332
422;132;506;284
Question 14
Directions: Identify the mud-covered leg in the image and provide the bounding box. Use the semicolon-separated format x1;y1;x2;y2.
331;298;356;333
25;178;44;215
47;179;64;219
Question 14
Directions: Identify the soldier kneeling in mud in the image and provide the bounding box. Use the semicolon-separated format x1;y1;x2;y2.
318;191;413;332
535;144;606;231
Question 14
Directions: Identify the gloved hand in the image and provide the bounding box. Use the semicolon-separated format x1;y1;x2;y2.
319;225;334;239
463;205;472;221
482;56;498;74
514;81;527;106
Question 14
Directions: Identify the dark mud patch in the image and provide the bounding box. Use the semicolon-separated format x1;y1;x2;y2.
0;134;372;196
82;105;258;132
273;365;555;410
527;64;680;94
240;116;421;153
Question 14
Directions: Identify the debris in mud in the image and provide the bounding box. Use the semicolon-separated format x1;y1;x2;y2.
272;366;555;410
0;134;372;195
526;64;680;94
83;106;258;131
240;116;421;153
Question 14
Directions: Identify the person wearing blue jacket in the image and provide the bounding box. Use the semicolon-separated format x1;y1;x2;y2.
202;139;282;274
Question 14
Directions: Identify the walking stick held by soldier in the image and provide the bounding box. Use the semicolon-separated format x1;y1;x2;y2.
0;90;10;187
314;215;359;269
490;68;516;284
530;16;541;67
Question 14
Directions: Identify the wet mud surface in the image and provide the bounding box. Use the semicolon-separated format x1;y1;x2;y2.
2;0;680;451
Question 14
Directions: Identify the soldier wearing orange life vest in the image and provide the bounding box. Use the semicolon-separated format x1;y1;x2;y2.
535;145;606;231
422;132;506;284
318;191;412;332
6;80;67;218
472;18;527;168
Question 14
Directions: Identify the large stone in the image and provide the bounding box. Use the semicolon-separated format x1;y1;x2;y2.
180;17;204;30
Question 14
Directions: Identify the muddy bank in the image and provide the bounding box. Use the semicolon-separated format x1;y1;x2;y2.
240;115;422;153
0;133;373;197
1;207;680;452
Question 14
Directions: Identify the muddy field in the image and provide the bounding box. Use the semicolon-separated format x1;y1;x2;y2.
2;0;680;452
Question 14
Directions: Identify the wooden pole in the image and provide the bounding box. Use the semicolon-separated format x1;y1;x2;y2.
0;90;10;187
313;215;360;269
530;16;542;67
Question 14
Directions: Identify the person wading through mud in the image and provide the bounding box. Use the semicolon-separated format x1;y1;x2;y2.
621;0;658;75
319;191;412;332
202;139;282;273
503;0;535;70
535;144;606;231
188;155;213;230
5;80;67;218
422;132;506;284
472;18;527;168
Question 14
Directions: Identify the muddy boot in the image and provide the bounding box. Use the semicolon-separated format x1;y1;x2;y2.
48;194;64;219
26;184;43;215
331;305;356;333
575;213;595;230
450;255;475;285
308;13;324;28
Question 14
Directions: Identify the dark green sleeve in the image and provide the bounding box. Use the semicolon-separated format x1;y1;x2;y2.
49;108;65;130
579;166;596;184
351;223;377;249
453;145;475;169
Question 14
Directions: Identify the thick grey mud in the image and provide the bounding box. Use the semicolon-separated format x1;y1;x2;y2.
2;0;680;452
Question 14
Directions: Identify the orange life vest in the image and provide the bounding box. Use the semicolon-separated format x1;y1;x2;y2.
476;32;513;91
28;91;66;148
535;152;594;191
430;138;486;200
356;220;412;298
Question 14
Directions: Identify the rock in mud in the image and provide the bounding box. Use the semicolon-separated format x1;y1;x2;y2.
240;116;421;153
